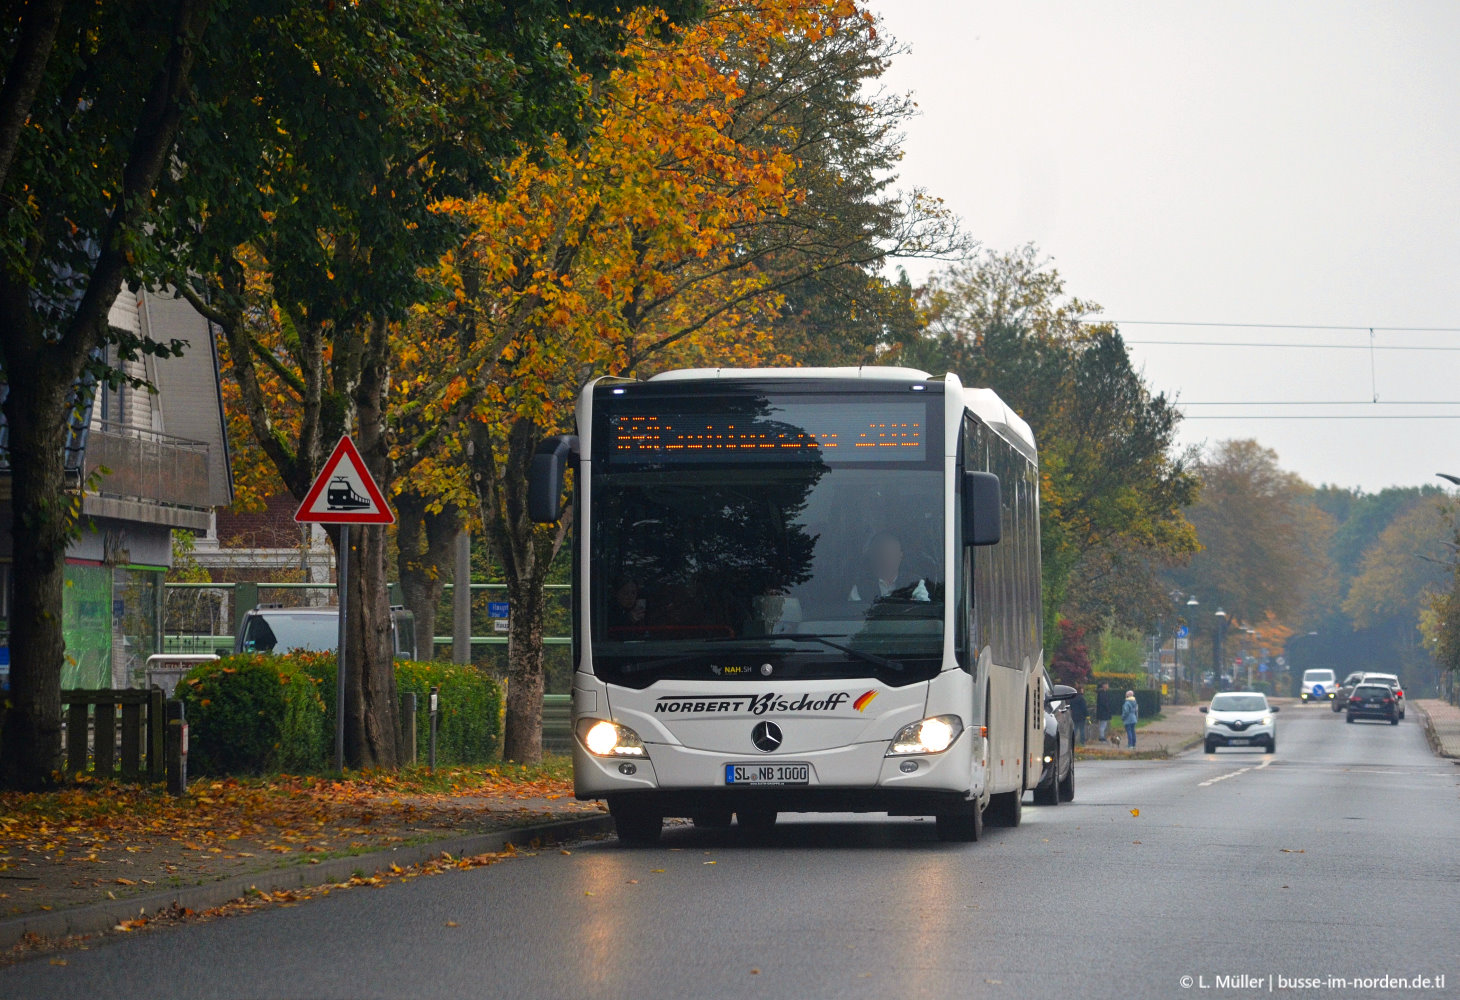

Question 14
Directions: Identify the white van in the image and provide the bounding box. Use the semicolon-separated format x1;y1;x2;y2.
1300;668;1337;703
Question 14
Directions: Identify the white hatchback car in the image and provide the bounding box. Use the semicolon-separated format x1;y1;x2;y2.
1201;692;1280;753
1300;668;1337;703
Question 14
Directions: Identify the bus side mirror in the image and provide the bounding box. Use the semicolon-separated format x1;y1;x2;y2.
528;435;578;523
963;471;1001;546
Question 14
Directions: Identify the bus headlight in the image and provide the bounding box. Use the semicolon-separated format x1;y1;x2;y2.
886;715;963;756
578;719;647;757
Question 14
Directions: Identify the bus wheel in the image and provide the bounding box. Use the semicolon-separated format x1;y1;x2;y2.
935;802;982;842
736;809;778;833
691;808;733;829
611;804;663;846
986;789;1022;827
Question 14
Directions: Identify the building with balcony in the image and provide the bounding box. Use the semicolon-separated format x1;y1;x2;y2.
0;288;233;688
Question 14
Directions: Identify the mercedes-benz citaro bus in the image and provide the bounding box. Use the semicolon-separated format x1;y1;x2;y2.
528;367;1044;844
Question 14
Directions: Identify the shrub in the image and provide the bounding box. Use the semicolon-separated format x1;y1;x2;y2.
396;660;504;766
177;655;327;775
181;653;504;774
1089;671;1146;690
1134;689;1162;718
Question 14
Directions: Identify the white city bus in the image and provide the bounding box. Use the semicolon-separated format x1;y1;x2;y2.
528;367;1044;843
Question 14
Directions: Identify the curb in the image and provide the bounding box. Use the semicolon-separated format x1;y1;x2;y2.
0;812;615;951
1411;702;1460;761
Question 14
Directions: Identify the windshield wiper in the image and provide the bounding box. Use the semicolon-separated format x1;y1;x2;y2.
617;634;905;676
618;636;748;675
779;634;905;672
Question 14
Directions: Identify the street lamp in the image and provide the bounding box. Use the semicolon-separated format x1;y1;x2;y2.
1182;595;1199;703
1214;608;1228;691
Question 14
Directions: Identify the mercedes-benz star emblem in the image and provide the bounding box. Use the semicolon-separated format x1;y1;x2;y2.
751;721;783;753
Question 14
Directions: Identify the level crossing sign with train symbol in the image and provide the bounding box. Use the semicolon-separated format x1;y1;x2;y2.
294;435;395;524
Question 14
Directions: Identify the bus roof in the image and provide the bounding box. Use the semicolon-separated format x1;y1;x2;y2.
963;387;1037;461
634;366;1036;461
648;366;933;382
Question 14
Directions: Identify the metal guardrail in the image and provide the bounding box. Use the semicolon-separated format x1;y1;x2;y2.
163;581;574;653
543;694;573;753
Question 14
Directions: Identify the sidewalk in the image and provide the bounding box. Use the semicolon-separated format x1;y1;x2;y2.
1411;699;1460;759
1075;702;1208;759
0;764;611;957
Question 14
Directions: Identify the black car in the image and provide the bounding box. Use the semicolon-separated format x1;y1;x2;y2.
1033;681;1077;805
1345;683;1400;725
1332;671;1366;712
1358;672;1405;719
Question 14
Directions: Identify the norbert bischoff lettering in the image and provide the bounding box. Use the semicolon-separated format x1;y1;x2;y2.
653;692;853;715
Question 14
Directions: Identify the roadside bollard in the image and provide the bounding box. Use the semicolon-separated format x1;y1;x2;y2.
165;699;188;796
401;692;418;765
428;685;440;772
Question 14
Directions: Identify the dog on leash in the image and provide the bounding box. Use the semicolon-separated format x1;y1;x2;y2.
1107;730;1123;749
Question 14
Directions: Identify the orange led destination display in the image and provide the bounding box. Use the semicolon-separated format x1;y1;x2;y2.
606;401;928;463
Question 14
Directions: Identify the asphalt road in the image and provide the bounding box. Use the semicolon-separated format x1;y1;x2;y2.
4;706;1458;1000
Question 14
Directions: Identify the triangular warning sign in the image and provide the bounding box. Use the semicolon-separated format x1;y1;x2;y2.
295;435;395;524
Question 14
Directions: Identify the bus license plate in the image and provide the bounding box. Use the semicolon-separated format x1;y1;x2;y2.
725;763;809;785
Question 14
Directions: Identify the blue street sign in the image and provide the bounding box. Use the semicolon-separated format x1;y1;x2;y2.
1176;625;1190;639
488;601;510;619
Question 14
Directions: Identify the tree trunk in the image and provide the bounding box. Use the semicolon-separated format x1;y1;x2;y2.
471;416;569;765
503;573;546;762
395;490;461;662
0;371;77;789
338;523;400;768
338;315;401;769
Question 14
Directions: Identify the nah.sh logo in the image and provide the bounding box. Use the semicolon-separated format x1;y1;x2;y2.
853;690;878;713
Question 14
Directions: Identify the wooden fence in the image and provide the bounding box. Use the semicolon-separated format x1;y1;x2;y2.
62;688;167;781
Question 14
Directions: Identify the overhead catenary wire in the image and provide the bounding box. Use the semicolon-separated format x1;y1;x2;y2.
1076;319;1460;420
1182;414;1460;420
1102;320;1460;332
1179;397;1460;400
1124;340;1460;351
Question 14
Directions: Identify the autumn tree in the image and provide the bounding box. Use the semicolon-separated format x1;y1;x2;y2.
1048;620;1092;687
1170;440;1333;626
182;1;700;769
1333;495;1453;690
897;246;1199;637
410;0;958;761
0;1;224;789
1342;497;1451;629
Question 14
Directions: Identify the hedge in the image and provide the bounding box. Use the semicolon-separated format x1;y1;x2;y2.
176;655;328;776
178;654;504;775
1089;671;1146;691
395;659;504;766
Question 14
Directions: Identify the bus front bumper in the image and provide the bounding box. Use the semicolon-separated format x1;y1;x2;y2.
573;730;982;816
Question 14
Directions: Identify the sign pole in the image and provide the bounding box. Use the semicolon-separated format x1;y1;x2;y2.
292;435;394;775
335;524;349;773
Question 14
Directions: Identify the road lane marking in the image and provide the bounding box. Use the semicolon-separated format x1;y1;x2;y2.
1198;756;1272;787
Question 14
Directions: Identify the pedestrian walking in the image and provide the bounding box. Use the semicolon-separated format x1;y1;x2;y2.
1070;686;1088;745
1095;681;1112;741
1121;689;1139;749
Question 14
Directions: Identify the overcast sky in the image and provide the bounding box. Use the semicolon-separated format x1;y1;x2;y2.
867;0;1460;492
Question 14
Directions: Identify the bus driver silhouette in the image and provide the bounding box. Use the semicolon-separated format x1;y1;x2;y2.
848;531;929;604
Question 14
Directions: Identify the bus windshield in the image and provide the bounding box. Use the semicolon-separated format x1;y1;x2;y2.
590;387;945;687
